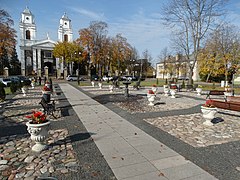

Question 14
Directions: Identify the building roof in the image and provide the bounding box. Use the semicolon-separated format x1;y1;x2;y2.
23;6;32;14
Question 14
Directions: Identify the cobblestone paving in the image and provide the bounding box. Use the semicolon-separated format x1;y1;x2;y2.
0;129;77;180
85;86;240;148
144;110;240;147
0;86;75;179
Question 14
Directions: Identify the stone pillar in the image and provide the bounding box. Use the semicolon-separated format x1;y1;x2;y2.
33;48;37;72
38;68;41;77
20;49;25;70
57;68;61;79
44;66;49;79
21;69;26;76
37;49;41;71
4;67;9;77
64;67;67;80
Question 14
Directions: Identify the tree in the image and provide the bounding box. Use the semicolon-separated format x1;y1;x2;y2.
0;9;17;58
198;23;240;82
53;41;84;73
9;46;21;75
0;9;17;75
162;0;228;84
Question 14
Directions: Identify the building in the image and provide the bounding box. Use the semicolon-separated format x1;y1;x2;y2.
156;54;199;81
19;7;73;76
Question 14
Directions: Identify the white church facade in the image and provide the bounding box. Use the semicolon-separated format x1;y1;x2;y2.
19;7;73;76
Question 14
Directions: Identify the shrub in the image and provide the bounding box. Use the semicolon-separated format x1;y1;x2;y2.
10;83;17;93
0;83;6;101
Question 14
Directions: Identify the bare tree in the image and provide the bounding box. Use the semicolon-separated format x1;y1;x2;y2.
158;47;170;79
162;0;228;84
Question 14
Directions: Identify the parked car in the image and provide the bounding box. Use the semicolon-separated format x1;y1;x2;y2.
66;75;78;81
17;75;31;85
121;75;138;81
0;77;12;87
91;75;99;81
102;76;113;81
9;76;21;85
66;75;84;81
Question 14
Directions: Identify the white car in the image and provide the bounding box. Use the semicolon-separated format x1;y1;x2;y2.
102;76;113;81
0;77;12;86
66;75;78;81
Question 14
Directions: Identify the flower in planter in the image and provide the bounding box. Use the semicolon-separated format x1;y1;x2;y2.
42;86;51;91
202;100;215;108
152;84;157;87
26;111;47;124
148;90;155;94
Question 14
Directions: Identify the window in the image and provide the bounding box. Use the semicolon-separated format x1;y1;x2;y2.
26;30;30;40
64;34;68;42
44;51;52;58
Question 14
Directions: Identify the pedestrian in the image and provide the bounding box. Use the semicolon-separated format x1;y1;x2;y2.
44;77;47;84
38;76;41;86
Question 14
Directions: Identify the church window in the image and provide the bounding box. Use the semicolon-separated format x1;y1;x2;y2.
44;51;52;58
26;17;29;20
64;34;68;42
26;30;31;40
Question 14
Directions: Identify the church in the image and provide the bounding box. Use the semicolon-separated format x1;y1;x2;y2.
19;7;73;76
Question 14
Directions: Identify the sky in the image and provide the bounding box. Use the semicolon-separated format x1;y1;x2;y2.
1;0;240;66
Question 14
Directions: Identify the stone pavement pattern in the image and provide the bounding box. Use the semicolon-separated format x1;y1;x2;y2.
60;83;217;180
0;86;77;179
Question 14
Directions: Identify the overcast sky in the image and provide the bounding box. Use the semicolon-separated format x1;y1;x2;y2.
1;0;240;66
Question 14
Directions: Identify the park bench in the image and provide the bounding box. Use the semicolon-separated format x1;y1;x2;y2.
133;80;141;90
206;90;225;99
209;96;240;112
39;97;60;118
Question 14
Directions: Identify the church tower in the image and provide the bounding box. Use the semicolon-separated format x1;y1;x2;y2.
58;13;73;42
19;6;36;46
19;7;37;74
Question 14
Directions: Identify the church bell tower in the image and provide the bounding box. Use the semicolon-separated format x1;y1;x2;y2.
58;12;73;42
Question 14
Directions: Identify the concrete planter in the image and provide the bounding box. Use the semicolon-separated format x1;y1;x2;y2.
26;121;50;152
201;106;218;126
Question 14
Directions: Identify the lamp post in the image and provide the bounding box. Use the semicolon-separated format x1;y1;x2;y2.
75;51;81;85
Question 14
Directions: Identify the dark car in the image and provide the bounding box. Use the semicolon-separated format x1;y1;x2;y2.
91;75;99;81
17;75;31;86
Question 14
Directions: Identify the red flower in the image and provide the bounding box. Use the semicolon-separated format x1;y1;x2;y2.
26;111;47;124
148;90;155;94
202;100;215;108
42;86;51;91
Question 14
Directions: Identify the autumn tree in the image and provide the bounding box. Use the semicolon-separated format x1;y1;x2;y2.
53;41;84;73
162;0;228;84
0;9;17;75
198;23;240;82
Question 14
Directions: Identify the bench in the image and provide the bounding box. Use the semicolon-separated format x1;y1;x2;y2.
206;90;225;99
209;96;240;112
39;97;59;118
133;80;141;90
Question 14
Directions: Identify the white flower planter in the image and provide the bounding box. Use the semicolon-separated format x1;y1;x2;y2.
26;121;50;152
196;88;202;95
98;82;103;89
147;94;155;106
91;81;95;87
224;92;233;97
201;106;218;126
31;82;35;89
151;87;158;95
170;89;176;98
164;88;169;96
109;85;114;92
21;87;28;96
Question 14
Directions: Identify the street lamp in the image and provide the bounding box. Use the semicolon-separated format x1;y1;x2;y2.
75;51;81;85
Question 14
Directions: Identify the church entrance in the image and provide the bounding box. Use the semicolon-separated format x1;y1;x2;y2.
44;62;53;75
